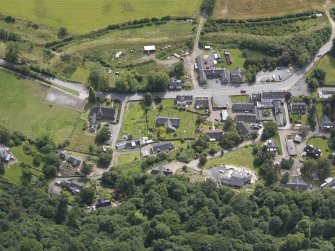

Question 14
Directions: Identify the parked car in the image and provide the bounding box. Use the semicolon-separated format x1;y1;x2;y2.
240;90;246;94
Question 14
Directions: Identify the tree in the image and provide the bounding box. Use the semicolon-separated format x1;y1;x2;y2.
78;187;95;205
307;105;317;131
0;162;4;175
221;131;242;149
88;66;109;91
42;164;57;178
5;42;20;63
169;62;185;78
81;161;92;177
20;238;43;251
0;127;10;144
147;71;169;91
199;155;207;166
55;196;68;224
330;39;335;57
224;117;235;131
307;77;319;89
32;155;41;167
95;127;110;145
58;27;68;38
114;71;137;93
88;87;96;103
269;216;283;235
200;0;215;16
97;152;112;168
145;92;153;105
261;122;278;141
21;167;32;185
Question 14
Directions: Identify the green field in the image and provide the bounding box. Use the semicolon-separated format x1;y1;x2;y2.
0;70;81;143
0;0;202;33
205;146;254;169
115;153;142;174
214;0;325;19
4;164;22;185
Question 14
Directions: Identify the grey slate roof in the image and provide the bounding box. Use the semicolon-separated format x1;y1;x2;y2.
286;176;308;190
290;102;307;113
151;166;173;176
204;130;224;141
235;114;259;123
155;117;180;128
321;115;334;130
262;91;287;101
230;68;243;83
194;97;209;110
89;105;116;121
232;103;255;113
151;142;174;154
235;121;251;136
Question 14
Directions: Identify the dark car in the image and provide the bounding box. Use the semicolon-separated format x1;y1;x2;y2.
240;90;246;94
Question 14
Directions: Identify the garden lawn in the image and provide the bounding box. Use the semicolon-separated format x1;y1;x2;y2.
307;137;330;156
315;103;324;124
147;99;198;140
4;164;22;185
273;134;283;155
217;49;245;71
11;146;34;165
0;0;202;33
0;70;81;144
115;153;142;175
315;55;335;86
205;146;254;170
230;95;250;103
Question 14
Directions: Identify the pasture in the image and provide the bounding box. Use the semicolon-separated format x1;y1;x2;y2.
214;0;325;20
0;70;81;144
0;0;202;33
314;55;335;86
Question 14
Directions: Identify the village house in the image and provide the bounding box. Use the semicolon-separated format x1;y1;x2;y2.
235;121;251;136
235;114;259;123
212;95;229;110
274;100;285;127
151;166;173;176
266;138;277;153
232;103;255;114
304;145;322;159
286;176;308;190
220;169;252;188
150;142;174;155
318;88;335;99
155;117;180;132
88;105;116;133
290;102;307;114
0;146;12;163
175;95;193;106
230;68;243;84
194;97;209;110
59;151;81;167
169;78;183;90
92;199;112;210
287;139;297;156
204;130;224;142
60;180;84;194
321;115;334;130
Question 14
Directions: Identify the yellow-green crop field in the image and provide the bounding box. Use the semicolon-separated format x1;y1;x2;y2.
0;0;202;33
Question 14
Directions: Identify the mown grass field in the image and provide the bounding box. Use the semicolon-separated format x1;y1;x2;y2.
205;146;254;169
214;0;325;19
4;164;22;185
313;54;335;86
114;153;142;175
0;0;202;33
0;70;81;143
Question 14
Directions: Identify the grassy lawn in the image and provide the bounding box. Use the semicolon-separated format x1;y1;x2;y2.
315;102;324;124
273;134;283;155
0;0;201;33
290;113;308;124
147;99;198;140
66;118;96;154
214;0;324;19
216;49;245;71
307;137;330;156
4;164;22;185
230;95;250;103
0;70;81;144
205;146;254;170
313;55;335;86
114;153;142;175
11;145;34;166
121;99;198;140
